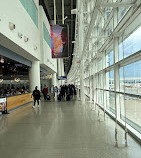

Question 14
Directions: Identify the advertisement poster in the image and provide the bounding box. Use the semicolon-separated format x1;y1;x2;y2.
51;25;69;58
0;98;7;113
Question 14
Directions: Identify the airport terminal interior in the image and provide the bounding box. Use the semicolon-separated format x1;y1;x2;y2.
0;0;141;157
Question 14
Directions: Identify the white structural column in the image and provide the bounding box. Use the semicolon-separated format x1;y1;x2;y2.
89;63;93;102
79;0;85;104
87;2;92;102
53;0;61;85
58;59;62;77
80;58;85;104
52;73;57;86
113;7;120;119
61;0;65;84
113;7;121;147
29;61;40;92
61;59;65;77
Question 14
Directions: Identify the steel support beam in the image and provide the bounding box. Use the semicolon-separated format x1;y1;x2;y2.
98;2;135;8
80;0;103;61
43;0;52;19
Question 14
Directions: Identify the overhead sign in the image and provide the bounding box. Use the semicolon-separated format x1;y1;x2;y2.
57;76;67;80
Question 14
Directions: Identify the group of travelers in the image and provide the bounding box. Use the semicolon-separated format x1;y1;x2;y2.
42;85;58;101
0;86;29;97
31;84;77;108
58;84;76;101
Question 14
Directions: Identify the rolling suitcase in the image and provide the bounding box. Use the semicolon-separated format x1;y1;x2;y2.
58;94;61;101
66;94;70;101
47;95;50;100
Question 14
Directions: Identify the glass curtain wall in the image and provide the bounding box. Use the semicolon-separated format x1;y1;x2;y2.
68;0;141;138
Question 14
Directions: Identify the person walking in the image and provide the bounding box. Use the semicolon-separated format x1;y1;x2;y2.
50;85;55;100
32;86;41;108
42;85;48;101
55;86;58;94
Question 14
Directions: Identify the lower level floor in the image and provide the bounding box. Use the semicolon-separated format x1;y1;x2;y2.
0;98;141;158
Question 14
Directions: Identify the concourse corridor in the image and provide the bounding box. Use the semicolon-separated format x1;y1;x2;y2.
0;99;141;158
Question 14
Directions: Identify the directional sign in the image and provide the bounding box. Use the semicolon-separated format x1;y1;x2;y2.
57;76;67;80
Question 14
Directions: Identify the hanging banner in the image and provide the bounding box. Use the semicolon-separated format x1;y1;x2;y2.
51;25;69;58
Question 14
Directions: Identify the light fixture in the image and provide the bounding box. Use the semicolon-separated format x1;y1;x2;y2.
72;41;76;44
72;54;79;57
24;36;29;42
0;79;3;83
34;46;37;50
64;16;68;20
71;9;77;14
14;78;20;82
18;33;23;39
9;22;15;30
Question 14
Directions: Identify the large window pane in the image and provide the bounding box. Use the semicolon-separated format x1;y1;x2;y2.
98;73;103;89
104;7;112;21
106;91;115;114
20;0;38;27
106;51;113;67
118;7;129;23
98;58;102;72
98;89;103;106
119;60;141;94
106;70;114;90
27;0;38;27
118;0;135;23
20;0;26;8
106;45;113;67
43;23;51;48
120;94;141;133
119;26;141;61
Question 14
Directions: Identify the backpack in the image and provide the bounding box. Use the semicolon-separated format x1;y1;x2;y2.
33;90;40;99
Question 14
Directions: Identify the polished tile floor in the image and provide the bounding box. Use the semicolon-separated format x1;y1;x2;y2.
0;98;141;158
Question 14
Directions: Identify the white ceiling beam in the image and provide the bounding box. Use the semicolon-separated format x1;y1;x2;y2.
90;36;110;39
71;9;77;14
81;0;103;60
72;41;76;43
98;2;135;8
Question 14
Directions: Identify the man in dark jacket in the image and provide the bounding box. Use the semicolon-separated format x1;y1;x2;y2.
42;85;48;101
32;86;41;108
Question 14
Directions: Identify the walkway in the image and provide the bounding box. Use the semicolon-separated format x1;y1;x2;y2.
0;99;141;158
